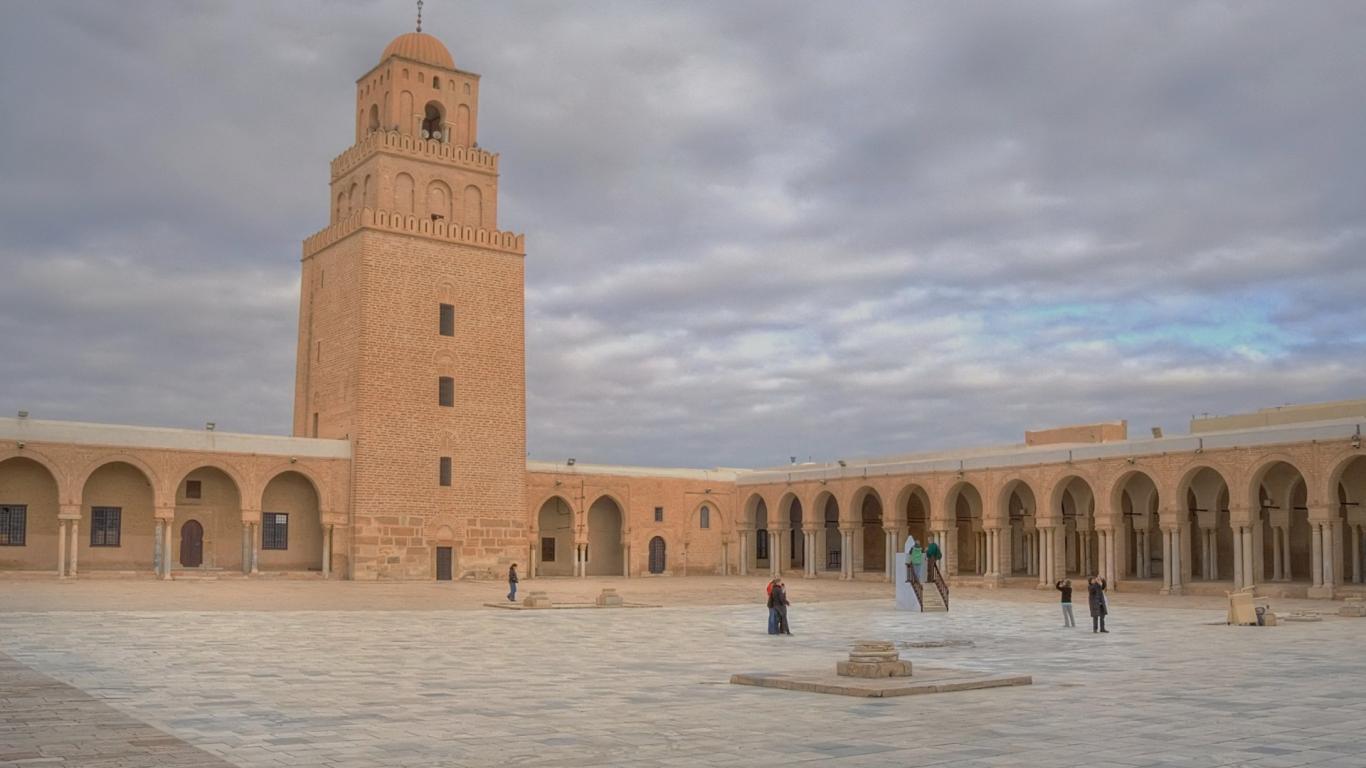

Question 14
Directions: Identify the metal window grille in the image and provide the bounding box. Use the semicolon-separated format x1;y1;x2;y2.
541;536;555;562
262;512;289;550
0;505;26;546
91;507;121;547
439;457;452;486
185;480;202;499
756;528;769;559
700;506;710;529
654;506;663;523
439;376;455;407
439;303;455;336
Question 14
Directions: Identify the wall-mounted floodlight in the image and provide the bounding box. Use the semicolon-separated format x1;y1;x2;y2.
567;458;576;466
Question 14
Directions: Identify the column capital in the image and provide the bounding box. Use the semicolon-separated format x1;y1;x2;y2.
58;504;81;521
1307;505;1336;522
154;505;176;521
320;511;346;527
241;508;262;524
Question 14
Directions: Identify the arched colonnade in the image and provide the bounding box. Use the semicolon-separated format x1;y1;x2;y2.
735;445;1366;597
0;447;342;579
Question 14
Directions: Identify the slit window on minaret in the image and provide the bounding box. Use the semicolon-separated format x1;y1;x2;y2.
439;304;455;336
439;457;452;487
439;376;455;407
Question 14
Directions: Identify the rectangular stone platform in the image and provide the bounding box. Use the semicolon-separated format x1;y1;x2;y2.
730;666;1031;698
482;601;660;610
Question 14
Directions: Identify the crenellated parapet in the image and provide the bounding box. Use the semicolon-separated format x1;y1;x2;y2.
331;129;498;181
302;207;525;258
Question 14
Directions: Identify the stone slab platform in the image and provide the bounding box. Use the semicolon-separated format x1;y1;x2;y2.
482;601;661;610
730;666;1032;698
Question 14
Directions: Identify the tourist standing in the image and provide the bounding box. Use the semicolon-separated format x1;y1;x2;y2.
1087;575;1108;633
770;578;792;635
1055;579;1075;627
507;563;519;603
765;579;780;634
909;541;927;583
926;539;942;577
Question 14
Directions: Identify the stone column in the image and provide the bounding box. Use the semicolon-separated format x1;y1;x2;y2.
68;518;79;577
1161;529;1173;592
1210;529;1219;580
737;530;749;576
1271;528;1282;581
1311;523;1324;588
242;526;252;575
1170;528;1182;594
57;519;67;578
1281;526;1292;580
322;524;333;578
153;519;163;576
1321;522;1335;595
623;541;631;578
1232;526;1244;588
250;523;260;575
1354;525;1362;584
1241;526;1254;587
163;516;176;576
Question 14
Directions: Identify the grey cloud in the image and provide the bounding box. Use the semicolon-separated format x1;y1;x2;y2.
2;1;1364;468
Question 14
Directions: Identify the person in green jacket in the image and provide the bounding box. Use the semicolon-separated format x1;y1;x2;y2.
909;542;926;583
926;540;942;577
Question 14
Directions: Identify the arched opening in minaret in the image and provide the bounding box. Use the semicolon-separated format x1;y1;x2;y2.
422;101;444;140
367;104;380;133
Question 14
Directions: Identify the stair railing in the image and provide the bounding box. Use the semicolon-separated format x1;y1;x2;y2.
905;558;925;610
928;559;950;610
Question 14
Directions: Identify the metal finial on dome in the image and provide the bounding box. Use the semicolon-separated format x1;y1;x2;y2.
416;0;424;32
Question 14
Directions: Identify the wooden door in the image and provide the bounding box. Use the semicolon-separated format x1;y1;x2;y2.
648;536;666;574
435;546;453;581
180;520;204;568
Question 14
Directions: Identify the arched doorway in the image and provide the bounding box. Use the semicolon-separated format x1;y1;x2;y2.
586;495;623;576
1336;456;1366;584
900;485;930;549
175;466;243;571
179;520;204;567
0;457;61;571
787;497;804;570
1116;471;1160;579
80;461;155;571
855;488;884;574
1180;467;1232;581
535;496;574;577
648;536;666;574
1252;461;1311;584
820;493;840;572
753;498;770;570
948;482;984;576
259;471;322;572
1000;480;1036;578
1054;476;1096;577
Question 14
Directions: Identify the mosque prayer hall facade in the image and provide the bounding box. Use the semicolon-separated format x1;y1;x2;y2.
2;28;1365;600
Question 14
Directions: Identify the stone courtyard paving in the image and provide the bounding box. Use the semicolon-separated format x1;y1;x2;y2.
2;579;1365;767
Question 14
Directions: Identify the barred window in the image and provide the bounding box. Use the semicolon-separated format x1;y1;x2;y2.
756;528;769;559
541;536;555;562
654;506;663;523
262;512;289;550
0;505;26;546
439;303;455;336
700;505;710;529
91;507;121;547
185;480;202;499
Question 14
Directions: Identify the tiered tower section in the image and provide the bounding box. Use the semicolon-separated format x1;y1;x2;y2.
294;31;527;580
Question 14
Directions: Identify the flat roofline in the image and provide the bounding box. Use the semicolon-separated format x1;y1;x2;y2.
0;417;351;460
527;460;738;482
737;417;1364;485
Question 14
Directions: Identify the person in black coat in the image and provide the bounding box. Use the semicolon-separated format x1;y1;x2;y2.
1087;575;1108;633
769;579;792;635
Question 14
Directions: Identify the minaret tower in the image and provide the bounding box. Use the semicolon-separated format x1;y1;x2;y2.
294;16;527;580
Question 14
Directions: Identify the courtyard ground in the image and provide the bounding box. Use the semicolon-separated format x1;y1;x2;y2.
1;577;1362;767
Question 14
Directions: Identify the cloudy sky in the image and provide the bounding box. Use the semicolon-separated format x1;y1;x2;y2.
1;1;1364;468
